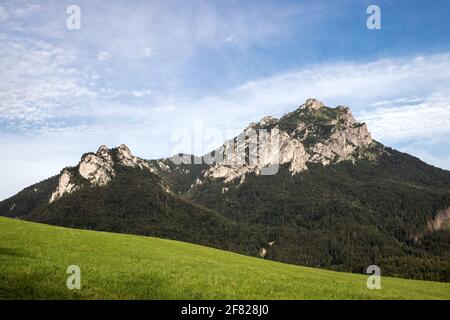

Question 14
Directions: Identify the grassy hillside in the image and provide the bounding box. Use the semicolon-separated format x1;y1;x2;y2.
0;217;449;300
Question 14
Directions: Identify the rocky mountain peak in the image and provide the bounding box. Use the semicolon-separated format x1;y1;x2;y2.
202;99;377;184
97;144;109;153
246;116;279;130
336;105;357;125
117;143;132;156
302;98;325;110
49;144;158;203
258;116;279;127
79;151;115;187
115;144;155;172
96;145;113;162
116;144;135;166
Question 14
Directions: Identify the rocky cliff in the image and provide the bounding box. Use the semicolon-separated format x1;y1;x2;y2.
49;144;161;203
201;98;379;184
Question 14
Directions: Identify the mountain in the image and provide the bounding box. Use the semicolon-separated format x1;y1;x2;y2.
1;98;449;281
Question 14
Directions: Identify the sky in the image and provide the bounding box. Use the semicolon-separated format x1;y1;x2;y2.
1;0;450;200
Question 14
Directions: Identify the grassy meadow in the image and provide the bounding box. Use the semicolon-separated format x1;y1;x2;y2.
0;216;449;300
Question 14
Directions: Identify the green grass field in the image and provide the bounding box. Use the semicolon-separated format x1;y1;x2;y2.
0;216;449;300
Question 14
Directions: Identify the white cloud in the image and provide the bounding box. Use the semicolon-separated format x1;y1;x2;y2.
159;53;450;146
2;34;450;144
4;42;449;147
39;0;308;68
219;54;450;115
0;36;157;125
0;37;96;123
97;51;112;62
131;89;152;98
125;52;450;158
370;97;423;107
97;87;152;99
360;94;450;143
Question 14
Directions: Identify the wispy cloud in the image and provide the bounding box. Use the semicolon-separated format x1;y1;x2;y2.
0;36;95;124
2;35;450;153
96;51;112;62
361;94;450;142
1;1;450;200
0;35;156;131
165;53;450;146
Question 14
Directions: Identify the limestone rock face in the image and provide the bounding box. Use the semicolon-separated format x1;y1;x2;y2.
97;145;113;163
78;145;118;186
48;144;158;203
202;98;375;183
248;116;279;128
205;164;252;183
117;144;135;167
79;153;115;186
117;144;156;172
49;170;79;203
204;127;308;183
302;98;325;110
273;130;308;174
308;124;372;165
306;107;372;165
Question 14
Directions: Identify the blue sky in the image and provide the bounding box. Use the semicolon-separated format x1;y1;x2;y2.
1;0;450;200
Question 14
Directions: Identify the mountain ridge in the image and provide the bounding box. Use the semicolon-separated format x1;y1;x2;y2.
1;98;449;282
